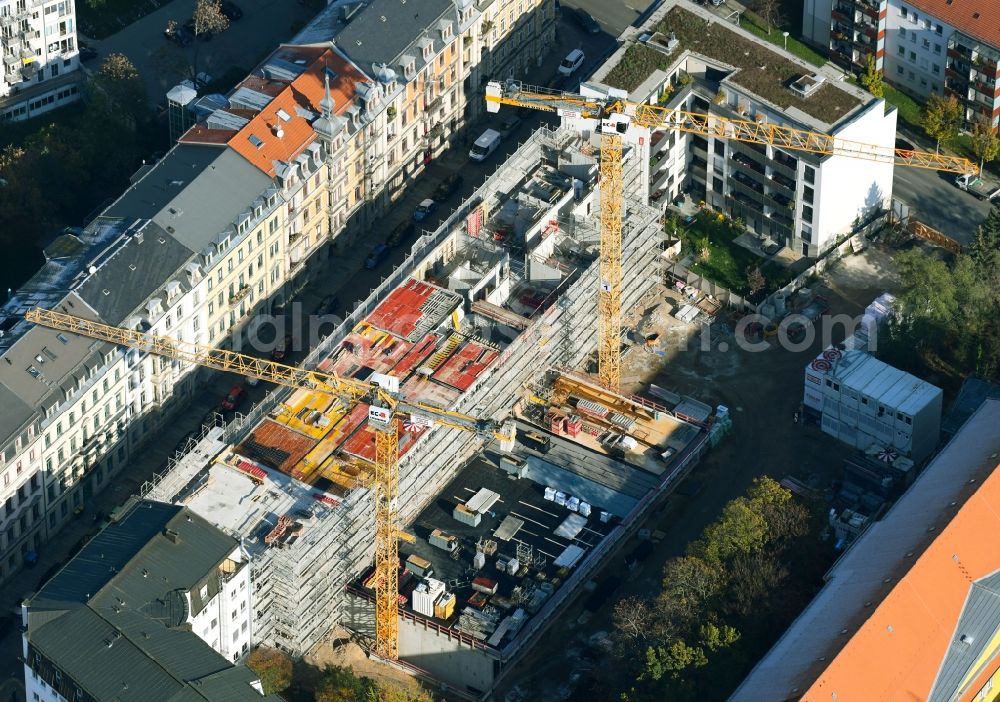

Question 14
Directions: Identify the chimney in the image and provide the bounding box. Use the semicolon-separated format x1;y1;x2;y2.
163;528;180;543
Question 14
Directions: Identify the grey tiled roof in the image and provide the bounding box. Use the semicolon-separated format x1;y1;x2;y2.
930;571;1000;701
332;0;455;72
75;221;195;326
26;500;276;702
106;145;272;257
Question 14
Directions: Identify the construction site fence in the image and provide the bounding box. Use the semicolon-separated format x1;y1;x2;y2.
498;429;710;668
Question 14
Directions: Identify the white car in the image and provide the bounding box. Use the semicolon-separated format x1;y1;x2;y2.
558;49;585;76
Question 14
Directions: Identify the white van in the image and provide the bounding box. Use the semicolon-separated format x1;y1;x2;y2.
469;128;502;162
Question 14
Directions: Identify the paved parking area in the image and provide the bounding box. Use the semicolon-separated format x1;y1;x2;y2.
82;0;316;105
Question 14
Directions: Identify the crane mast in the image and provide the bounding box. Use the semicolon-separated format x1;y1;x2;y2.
485;80;975;392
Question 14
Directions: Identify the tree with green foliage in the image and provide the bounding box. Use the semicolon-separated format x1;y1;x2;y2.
642;639;708;682
970;203;1000;268
860;54;884;97
245;647;293;695
881;245;1000;383
921;94;962;153
970;120;1000;175
93;53;147;128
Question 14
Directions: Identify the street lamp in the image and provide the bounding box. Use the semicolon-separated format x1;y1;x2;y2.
782;31;789;51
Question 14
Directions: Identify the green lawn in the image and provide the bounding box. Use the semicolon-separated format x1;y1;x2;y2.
740;14;828;68
881;83;923;129
679;212;794;297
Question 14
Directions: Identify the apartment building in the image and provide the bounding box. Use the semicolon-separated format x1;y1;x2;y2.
0;0;80;123
23;499;272;702
593;1;894;257
805;0;1000;130
293;0;555;215
0;1;549;588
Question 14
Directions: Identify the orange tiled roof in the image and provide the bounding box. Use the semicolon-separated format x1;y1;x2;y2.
229;48;368;176
909;0;1000;49
803;455;1000;702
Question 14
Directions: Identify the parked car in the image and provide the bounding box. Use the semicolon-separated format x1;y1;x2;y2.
558;49;585;76
365;243;390;269
387;220;414;248
433;173;464;201
313;294;339;315
78;43;98;62
498;116;522;139
219;0;243;20
413;198;438;222
221;385;247;411
271;335;293;361
164;22;194;46
469;128;502;162
571;7;601;34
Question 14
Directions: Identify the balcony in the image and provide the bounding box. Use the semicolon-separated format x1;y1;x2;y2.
733;169;764;192
731;151;765;176
229;285;251;305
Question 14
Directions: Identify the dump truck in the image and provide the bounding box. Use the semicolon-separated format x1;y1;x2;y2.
955;172;1000;201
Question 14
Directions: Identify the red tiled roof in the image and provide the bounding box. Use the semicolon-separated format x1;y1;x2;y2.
909;0;1000;48
803;457;1000;701
230;48;368;176
366;279;439;340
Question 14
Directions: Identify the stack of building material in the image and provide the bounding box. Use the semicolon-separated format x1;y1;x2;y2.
412;578;446;617
564;414;583;437
576;399;610;419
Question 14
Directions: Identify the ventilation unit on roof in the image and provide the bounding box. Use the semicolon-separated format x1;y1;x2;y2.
961;634;975;645
790;73;825;98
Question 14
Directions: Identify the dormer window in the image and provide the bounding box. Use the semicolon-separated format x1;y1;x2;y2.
418;38;434;61
439;19;453;41
400;55;416;79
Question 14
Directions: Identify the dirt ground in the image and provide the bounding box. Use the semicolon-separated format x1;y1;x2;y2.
491;247;902;702
304;632;421;692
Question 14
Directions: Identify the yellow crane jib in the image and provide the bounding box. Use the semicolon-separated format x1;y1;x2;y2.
484;80;976;176
24;305;511;663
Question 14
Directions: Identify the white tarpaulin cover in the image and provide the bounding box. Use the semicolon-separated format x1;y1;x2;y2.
554;544;586;568
554;513;587;540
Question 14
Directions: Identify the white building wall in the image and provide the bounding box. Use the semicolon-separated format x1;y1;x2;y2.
813;100;896;252
883;0;952;98
24;665;68;702
802;0;835;49
0;0;82;121
188;548;254;662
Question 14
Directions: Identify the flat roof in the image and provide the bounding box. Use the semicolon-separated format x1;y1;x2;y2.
604;2;868;128
731;399;1000;701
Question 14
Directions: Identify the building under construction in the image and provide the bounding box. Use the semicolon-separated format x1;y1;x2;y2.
142;127;713;696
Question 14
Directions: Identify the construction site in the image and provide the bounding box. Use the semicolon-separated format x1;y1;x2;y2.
106;126;717;697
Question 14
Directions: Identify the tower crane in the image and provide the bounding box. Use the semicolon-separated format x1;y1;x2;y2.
485;80;975;391
24;306;512;662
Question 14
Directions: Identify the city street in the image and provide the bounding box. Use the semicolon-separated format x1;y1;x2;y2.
561;0;657;37
892;164;992;245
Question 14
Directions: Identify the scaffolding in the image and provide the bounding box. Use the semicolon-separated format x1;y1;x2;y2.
138;127;664;658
